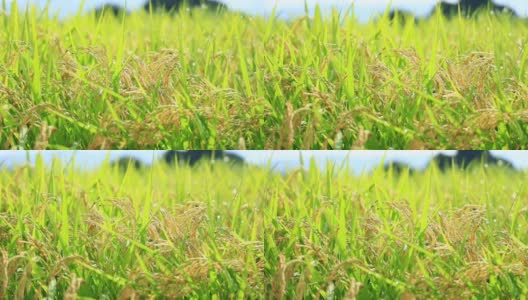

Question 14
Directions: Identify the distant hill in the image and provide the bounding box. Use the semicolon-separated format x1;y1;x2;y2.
430;0;518;18
384;151;515;173
143;0;228;13
110;150;245;172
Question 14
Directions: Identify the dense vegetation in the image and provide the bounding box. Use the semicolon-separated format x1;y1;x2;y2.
1;4;527;149
0;156;265;298
1;155;527;298
266;161;528;299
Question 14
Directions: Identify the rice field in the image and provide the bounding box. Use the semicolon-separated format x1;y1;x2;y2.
1;4;528;149
266;161;528;299
0;157;265;298
1;155;527;298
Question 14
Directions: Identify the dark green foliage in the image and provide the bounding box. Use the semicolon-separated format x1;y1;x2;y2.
143;0;227;13
386;10;418;25
431;150;514;171
432;0;518;18
384;151;515;173
162;150;245;167
110;156;144;171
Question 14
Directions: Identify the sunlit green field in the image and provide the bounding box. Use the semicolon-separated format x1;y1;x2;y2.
1;4;528;149
265;162;528;299
1;156;527;298
0;156;265;298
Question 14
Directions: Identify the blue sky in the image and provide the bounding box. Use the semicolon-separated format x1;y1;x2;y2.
4;1;528;21
1;151;527;174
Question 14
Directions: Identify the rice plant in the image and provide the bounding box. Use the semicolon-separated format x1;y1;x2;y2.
0;155;265;298
2;153;527;298
265;160;528;299
1;4;527;149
